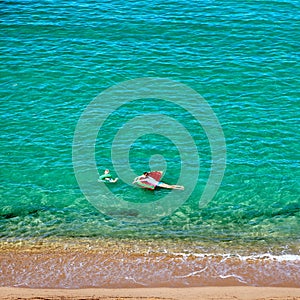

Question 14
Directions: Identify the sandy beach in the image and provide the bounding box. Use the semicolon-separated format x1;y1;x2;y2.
1;240;299;290
0;287;300;300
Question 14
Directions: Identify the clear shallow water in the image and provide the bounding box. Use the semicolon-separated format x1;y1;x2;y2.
0;0;299;287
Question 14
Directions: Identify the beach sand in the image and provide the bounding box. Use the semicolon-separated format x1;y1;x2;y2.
0;287;300;300
1;240;299;299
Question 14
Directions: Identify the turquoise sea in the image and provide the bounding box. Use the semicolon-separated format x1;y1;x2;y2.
1;0;299;288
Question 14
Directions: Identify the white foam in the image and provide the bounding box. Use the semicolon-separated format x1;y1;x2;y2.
175;266;208;278
219;274;247;284
170;252;300;262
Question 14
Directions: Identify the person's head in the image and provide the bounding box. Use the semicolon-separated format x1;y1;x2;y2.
143;172;149;176
105;169;110;174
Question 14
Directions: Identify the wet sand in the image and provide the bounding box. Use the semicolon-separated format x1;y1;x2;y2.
0;287;300;300
1;240;300;299
1;240;299;288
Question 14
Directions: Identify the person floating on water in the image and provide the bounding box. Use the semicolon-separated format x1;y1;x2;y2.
133;172;184;190
98;169;118;183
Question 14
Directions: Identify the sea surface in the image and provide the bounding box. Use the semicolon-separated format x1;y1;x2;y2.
1;0;299;288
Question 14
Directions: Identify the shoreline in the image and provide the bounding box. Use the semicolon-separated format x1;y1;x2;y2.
1;239;299;289
0;287;300;300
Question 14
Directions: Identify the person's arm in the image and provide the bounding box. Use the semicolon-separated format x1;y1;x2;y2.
133;176;141;184
133;175;147;184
